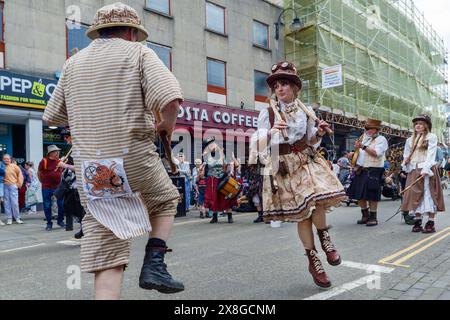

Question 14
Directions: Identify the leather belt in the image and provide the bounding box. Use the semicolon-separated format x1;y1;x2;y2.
278;139;309;156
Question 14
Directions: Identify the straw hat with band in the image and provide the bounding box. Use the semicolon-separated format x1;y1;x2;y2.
266;61;303;90
364;118;382;130
412;114;432;130
86;2;149;42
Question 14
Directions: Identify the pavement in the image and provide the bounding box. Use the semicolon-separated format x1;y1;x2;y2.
0;192;450;300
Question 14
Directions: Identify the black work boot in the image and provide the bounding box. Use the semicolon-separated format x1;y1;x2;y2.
210;212;218;224
253;211;264;223
227;212;233;223
139;239;185;294
357;208;370;225
366;211;378;227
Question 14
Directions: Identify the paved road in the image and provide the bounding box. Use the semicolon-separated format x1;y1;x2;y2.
1;192;449;300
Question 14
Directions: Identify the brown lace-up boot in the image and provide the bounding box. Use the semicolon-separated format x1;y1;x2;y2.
357;208;369;225
317;228;341;266
305;248;331;288
366;211;378;227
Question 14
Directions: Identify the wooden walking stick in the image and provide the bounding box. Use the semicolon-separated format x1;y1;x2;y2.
155;111;179;175
385;175;424;222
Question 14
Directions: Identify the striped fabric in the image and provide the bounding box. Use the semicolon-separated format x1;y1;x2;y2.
43;38;183;272
87;193;151;240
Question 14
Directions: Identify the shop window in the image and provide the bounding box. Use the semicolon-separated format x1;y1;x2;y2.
206;1;225;34
254;71;269;110
253;20;269;49
66;21;91;58
0;1;5;69
207;58;226;105
147;42;172;70
146;0;171;15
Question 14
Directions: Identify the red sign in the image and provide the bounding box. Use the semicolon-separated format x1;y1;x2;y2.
176;100;259;130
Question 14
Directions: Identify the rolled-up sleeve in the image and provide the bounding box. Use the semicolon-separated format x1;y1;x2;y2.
141;46;183;113
374;136;388;157
43;61;69;126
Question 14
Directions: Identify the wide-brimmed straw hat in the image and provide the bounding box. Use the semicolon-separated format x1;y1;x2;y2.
86;2;149;42
364;118;382;130
412;114;432;130
266;61;303;90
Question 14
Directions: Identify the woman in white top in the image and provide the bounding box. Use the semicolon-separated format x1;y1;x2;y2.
252;61;346;288
401;115;445;233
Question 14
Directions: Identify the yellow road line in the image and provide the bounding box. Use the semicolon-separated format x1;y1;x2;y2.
388;232;450;267
378;226;450;265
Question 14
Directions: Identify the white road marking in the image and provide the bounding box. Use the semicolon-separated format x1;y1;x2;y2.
57;240;81;246
0;243;46;254
303;275;375;300
341;260;395;274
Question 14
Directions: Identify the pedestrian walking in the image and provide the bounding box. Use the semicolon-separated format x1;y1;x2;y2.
2;154;24;225
38;145;65;231
401;115;445;233
43;2;184;299
347;119;389;227
252;61;346;288
24;161;39;214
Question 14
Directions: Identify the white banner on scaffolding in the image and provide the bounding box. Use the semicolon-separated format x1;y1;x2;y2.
321;65;343;89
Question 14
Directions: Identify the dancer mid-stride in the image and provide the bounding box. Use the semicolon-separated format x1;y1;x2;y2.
251;61;346;288
401;115;445;233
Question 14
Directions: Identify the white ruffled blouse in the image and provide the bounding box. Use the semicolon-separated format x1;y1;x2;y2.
402;133;438;177
252;102;320;148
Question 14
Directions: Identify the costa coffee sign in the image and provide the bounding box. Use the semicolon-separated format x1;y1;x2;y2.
177;101;259;130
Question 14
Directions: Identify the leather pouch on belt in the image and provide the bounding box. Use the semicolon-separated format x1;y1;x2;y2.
278;159;289;177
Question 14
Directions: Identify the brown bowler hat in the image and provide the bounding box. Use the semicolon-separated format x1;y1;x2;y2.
266;61;303;90
365;118;382;130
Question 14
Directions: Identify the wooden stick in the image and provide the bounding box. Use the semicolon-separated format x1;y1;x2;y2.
269;99;289;142
55;147;73;171
155;111;178;175
296;99;333;135
399;175;424;196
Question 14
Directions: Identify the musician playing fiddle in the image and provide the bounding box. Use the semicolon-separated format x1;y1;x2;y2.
347;119;388;227
251;61;346;288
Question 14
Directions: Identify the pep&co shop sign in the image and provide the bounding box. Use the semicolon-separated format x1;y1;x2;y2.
0;70;58;110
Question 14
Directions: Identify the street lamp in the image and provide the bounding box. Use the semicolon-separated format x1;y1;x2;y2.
274;7;303;40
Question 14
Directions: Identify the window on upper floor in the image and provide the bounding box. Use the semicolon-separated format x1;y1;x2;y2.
206;1;225;34
207;58;227;105
253;20;269;49
66;21;91;58
254;70;270;102
146;0;171;15
147;42;172;70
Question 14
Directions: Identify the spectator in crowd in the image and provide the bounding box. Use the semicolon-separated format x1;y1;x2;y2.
175;152;191;212
192;158;202;210
24;161;39;214
16;160;31;212
2;154;24;225
332;159;340;176
38;145;65;231
0;159;5;225
337;151;351;184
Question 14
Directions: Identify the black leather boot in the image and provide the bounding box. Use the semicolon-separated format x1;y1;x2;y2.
357;208;370;225
227;212;233;223
366;211;378;227
210;212;218;224
253;211;264;223
139;244;185;294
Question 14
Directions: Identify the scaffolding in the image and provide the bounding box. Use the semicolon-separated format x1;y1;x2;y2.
284;0;449;140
